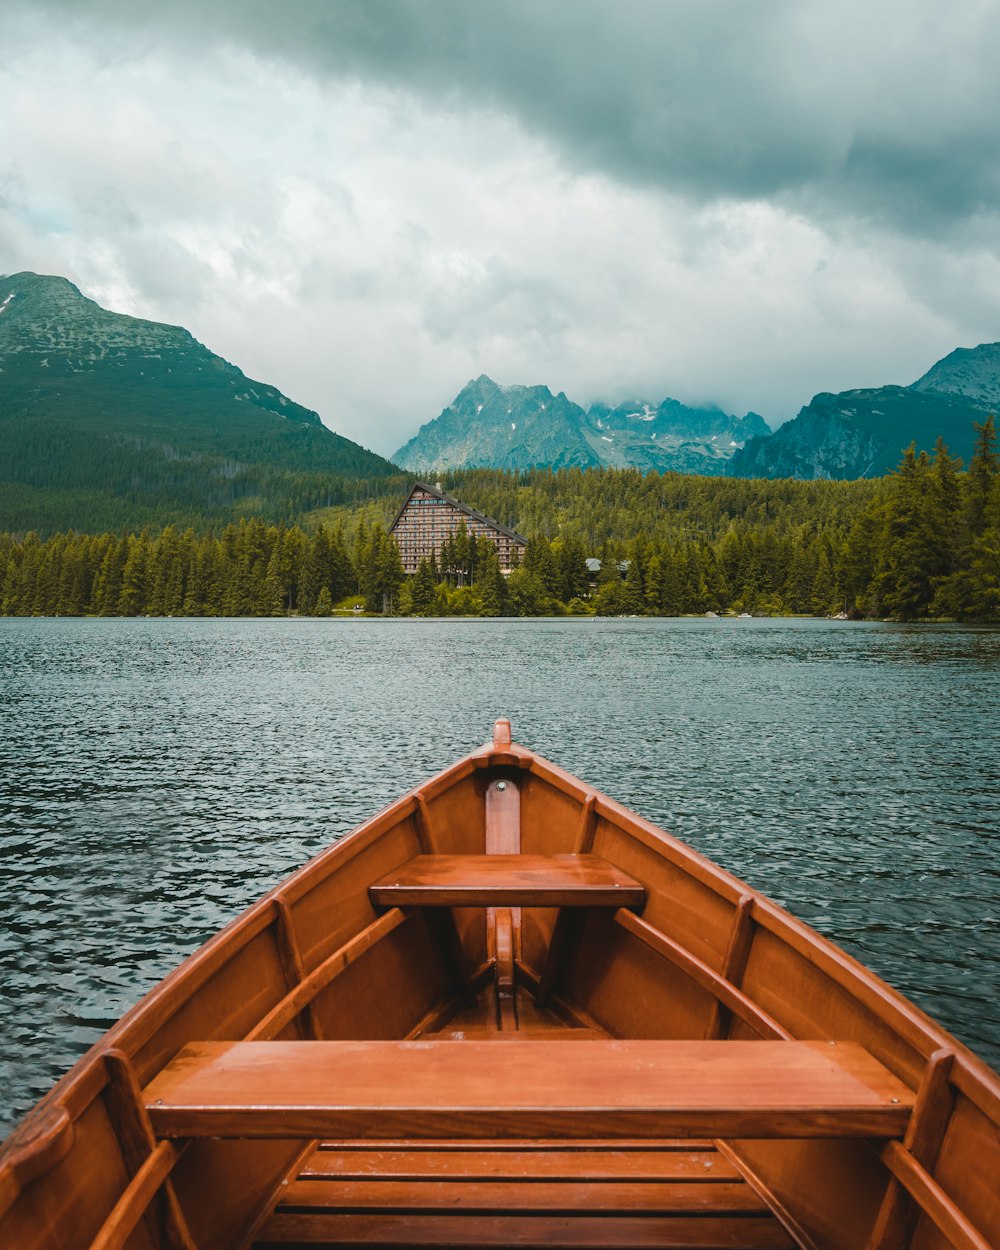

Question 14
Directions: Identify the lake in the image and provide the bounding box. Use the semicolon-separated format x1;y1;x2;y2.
1;616;998;1135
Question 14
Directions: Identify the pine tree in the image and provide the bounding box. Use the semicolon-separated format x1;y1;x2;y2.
410;558;438;616
476;545;508;617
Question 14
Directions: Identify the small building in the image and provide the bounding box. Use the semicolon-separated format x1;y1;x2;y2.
390;482;527;576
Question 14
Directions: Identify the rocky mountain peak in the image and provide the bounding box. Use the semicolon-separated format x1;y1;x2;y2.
911;341;1000;408
392;378;768;474
0;270;204;376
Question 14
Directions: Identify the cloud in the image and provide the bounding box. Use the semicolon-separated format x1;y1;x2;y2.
1;2;999;456
16;0;1000;236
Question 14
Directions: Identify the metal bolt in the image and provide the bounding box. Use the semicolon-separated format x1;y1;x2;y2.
496;781;507;791
891;1097;900;1104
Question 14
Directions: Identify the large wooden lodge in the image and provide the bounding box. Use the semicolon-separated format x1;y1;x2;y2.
390;482;527;575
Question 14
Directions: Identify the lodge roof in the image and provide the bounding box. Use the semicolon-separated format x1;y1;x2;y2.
390;481;528;545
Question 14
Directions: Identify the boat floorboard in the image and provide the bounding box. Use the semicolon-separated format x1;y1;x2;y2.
254;1142;792;1249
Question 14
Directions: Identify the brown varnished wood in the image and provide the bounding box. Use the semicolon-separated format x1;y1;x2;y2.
914;1087;1000;1250
246;908;409;1042
276;1176;770;1213
272;898;321;1041
314;1138;720;1150
867;1048;956;1250
102;1049;197;1250
4;721;1000;1250
493;909;518;1029
144;1040;914;1140
0;1104;74;1220
88;1141;183;1250
534;909;583;1009
877;1140;992;1250
573;794;598;853
485;775;521;1027
413;794;435;853
424;907;479;1009
302;1145;741;1181
369;854;647;909
308;909;457;1042
614;907;791;1041
705;894;756;1040
254;1211;795;1248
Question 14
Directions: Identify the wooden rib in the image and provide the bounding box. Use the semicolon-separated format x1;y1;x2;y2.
705;895;755;1040
255;1211;794;1248
867;1048;956;1250
272;898;321;1040
246;908;408;1041
102;1050;197;1250
614;910;792;1041
574;794;598;853
878;1140;992;1250
88;1141;182;1250
413;795;434;854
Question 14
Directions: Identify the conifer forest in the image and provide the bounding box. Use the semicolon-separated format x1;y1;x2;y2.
2;420;997;622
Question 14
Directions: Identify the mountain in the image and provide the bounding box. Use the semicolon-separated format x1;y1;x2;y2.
0;272;395;533
729;343;999;480
392;375;769;474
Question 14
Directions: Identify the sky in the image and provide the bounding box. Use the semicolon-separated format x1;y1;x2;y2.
2;1;1000;457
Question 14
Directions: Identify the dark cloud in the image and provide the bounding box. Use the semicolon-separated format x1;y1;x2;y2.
17;0;1000;236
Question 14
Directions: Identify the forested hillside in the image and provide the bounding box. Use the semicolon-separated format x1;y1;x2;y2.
3;420;997;621
0;273;397;533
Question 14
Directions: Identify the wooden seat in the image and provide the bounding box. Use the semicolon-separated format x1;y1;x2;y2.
368;853;647;909
144;1039;914;1141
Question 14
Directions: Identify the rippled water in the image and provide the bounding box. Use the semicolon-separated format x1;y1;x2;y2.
1;617;998;1135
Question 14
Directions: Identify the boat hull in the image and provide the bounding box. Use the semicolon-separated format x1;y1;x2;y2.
1;727;997;1250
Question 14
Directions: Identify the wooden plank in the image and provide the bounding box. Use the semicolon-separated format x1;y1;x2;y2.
255;1212;794;1248
369;855;646;909
144;1039;914;1140
246;908;408;1042
878;1141;993;1250
277;1177;770;1213
301;1147;741;1181
313;1138;719;1151
615;908;791;1041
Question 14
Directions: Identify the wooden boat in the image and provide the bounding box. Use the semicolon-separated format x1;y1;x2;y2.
1;719;997;1250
